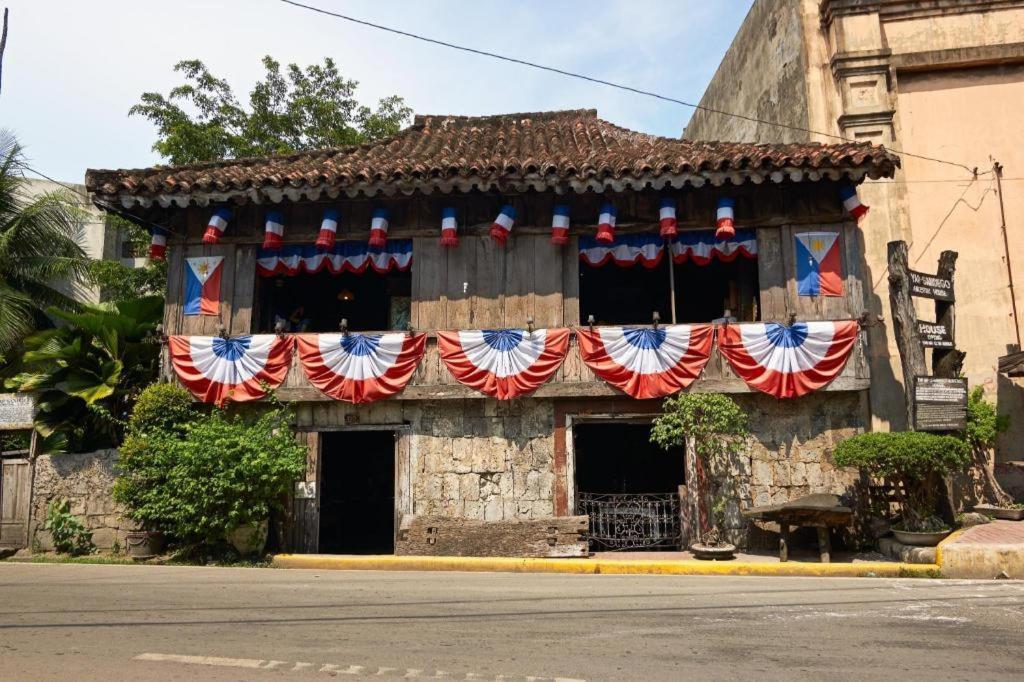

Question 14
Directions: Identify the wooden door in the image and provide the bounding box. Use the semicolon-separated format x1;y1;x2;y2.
0;456;31;548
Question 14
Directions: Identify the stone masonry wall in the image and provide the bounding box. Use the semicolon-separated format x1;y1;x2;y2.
30;449;135;551
719;392;867;547
406;400;555;522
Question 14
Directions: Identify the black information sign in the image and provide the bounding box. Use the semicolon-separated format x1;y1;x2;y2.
916;320;954;349
913;377;967;431
909;270;954;302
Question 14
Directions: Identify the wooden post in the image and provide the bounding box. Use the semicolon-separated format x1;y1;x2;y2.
887;241;928;428
667;241;677;324
933;251;966;378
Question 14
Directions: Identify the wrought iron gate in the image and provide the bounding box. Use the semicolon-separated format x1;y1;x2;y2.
577;492;681;551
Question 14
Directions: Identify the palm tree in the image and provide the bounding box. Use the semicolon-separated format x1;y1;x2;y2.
0;132;89;355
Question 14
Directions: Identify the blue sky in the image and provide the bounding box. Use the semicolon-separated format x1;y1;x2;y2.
2;0;753;183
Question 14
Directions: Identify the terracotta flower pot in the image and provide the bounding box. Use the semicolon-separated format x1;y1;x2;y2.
125;530;165;560
226;519;269;556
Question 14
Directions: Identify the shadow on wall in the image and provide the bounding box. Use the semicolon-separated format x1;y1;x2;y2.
997;373;1024;464
854;228;908;431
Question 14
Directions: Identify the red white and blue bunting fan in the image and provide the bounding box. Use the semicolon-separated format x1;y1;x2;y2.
168;334;293;406
257;241;412;276
297;332;426;403
490;205;516;245
440;207;459;247
317;209;339;251
576;325;714;399
148;226;168;261
596;203;617;243
551;204;571;245
263;211;284;250
203;207;232;244
659;197;678;238
840;183;869;221
715;198;735;240
670;229;757;265
437;328;570;399
717;321;859;399
368;208;389;248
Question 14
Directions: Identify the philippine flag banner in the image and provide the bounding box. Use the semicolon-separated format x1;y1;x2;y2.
717;321;859;399
437;328;570;400
168;334;293;406
297;332;426;403
795;232;843;297
576;325;714;399
184;256;224;316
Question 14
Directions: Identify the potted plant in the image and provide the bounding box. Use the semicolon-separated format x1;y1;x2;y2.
834;431;970;546
957;388;1023;520
651;393;749;560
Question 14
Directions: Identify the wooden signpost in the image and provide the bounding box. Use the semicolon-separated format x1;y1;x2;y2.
887;242;967;431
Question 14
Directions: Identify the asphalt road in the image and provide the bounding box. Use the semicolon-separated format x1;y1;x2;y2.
1;563;1023;681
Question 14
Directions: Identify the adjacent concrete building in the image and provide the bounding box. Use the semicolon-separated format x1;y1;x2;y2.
685;0;1024;460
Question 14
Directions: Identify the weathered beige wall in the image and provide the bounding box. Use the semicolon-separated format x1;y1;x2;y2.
894;64;1024;460
882;7;1024;54
684;0;810;142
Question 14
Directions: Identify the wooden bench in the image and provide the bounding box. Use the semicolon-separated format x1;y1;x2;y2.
742;493;853;563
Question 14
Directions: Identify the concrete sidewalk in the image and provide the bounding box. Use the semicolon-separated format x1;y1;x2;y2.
939;520;1024;579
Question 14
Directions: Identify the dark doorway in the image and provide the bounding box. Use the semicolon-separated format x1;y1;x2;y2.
319;430;395;554
573;422;684;551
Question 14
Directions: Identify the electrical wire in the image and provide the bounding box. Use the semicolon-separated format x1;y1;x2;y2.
277;0;980;176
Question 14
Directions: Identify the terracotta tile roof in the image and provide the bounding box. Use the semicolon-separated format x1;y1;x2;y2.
86;109;899;206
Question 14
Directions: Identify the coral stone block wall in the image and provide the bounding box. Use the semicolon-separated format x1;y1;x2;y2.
30;450;134;551
408;400;556;522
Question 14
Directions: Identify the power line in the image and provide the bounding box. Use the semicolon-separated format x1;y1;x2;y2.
23;164;184;239
278;0;979;176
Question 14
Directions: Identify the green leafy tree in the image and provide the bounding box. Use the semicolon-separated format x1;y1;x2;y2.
957;386;1013;506
0;133;89;355
5;296;163;452
87;216;167;302
130;56;413;165
651;394;749;545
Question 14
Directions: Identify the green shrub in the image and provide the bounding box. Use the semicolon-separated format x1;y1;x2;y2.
834;431;969;531
43;499;94;555
959;386;1009;450
129;383;198;437
114;401;305;550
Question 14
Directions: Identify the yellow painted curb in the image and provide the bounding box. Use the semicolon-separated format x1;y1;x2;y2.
272;554;940;578
935;527;968;566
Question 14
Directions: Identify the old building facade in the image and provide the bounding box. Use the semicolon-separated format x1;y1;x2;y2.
86;110;897;554
685;0;1024;459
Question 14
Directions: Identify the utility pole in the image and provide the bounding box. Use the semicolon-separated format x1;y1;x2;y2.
993;161;1021;348
0;9;8;97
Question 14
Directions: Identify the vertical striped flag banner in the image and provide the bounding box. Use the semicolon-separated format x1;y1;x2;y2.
202;207;232;244
715;198;735;240
551;204;571;245
368;208;389;248
148;226;168;261
316;209;339;251
840;183;869;220
490;205;516;245
596;203;617;243
659;197;678;238
263;211;284;250
440;207;459;247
